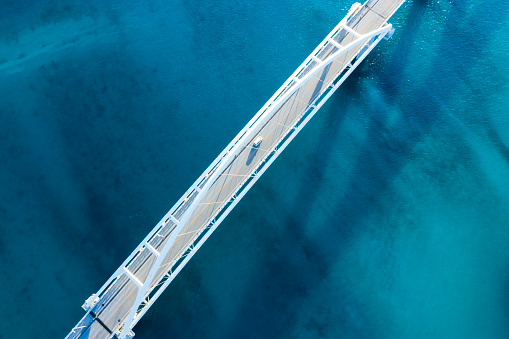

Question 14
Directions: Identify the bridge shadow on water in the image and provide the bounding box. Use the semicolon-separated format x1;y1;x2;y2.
216;1;509;338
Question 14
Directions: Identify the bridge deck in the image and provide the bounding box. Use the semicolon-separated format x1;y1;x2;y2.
67;0;405;338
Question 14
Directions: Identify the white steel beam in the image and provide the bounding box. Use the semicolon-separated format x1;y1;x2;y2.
311;55;322;63
341;23;362;38
145;243;160;257
122;267;143;288
327;38;344;50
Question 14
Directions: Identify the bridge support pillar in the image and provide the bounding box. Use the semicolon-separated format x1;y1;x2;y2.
116;330;135;339
384;27;396;40
81;293;98;311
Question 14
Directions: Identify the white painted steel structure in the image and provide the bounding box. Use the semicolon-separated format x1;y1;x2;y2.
67;0;406;338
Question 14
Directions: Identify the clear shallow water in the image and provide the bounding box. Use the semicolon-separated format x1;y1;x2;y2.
1;0;509;338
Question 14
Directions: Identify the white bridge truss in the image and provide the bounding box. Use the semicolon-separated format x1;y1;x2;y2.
67;0;406;338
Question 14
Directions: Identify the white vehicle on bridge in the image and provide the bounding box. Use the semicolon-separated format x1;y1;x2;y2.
253;136;263;148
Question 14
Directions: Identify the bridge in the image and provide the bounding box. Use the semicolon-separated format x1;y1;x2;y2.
67;0;406;338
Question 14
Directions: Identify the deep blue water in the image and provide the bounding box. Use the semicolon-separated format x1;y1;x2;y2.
1;0;509;338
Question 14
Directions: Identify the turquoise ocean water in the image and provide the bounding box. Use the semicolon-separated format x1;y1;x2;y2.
1;0;509;338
